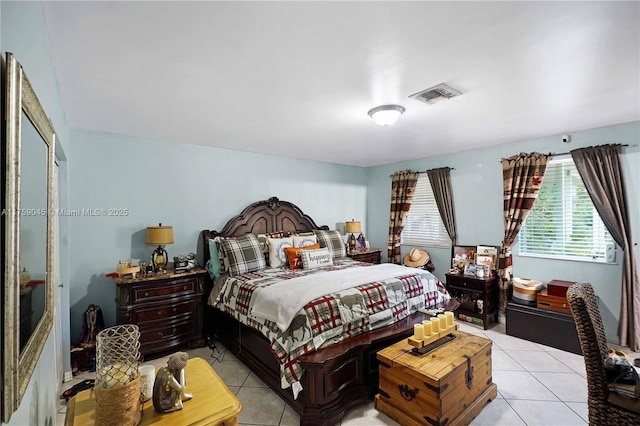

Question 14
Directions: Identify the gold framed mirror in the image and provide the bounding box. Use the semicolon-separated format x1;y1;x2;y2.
3;52;55;422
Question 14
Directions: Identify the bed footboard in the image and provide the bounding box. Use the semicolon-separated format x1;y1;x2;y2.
206;304;428;425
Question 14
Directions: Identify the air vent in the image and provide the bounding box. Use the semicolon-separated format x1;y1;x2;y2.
409;83;462;105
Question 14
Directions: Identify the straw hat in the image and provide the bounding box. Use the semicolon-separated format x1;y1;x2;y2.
403;248;430;267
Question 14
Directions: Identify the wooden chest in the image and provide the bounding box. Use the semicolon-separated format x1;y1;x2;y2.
376;331;497;426
546;279;576;298
536;289;571;314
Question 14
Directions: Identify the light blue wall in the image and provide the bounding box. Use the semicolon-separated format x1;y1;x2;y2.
367;121;640;342
1;2;70;425
67;128;368;341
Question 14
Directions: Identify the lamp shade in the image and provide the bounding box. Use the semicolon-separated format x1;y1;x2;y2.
345;220;361;234
146;224;174;245
367;104;405;126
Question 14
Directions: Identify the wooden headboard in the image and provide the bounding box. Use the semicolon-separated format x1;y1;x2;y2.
202;196;329;261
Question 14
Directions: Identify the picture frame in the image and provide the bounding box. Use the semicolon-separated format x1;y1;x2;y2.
464;263;477;276
452;245;476;267
476;245;499;270
475;254;495;269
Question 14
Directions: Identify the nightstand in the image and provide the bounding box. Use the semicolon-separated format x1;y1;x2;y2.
348;248;382;264
445;272;499;329
113;268;207;356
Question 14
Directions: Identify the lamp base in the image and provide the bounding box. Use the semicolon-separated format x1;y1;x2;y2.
348;233;357;253
152;246;168;272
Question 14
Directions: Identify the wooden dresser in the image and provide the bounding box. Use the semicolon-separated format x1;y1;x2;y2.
113;268;207;356
348;248;382;264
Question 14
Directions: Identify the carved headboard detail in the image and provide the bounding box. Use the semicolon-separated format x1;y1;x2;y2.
202;197;329;261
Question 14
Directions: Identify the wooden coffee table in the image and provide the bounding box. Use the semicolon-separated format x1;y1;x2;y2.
376;330;497;426
65;357;241;426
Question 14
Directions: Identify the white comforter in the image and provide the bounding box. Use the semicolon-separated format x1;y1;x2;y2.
249;263;431;331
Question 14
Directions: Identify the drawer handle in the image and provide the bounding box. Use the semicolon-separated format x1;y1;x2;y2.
157;310;163;316
144;292;149;297
158;328;176;339
183;286;187;291
398;384;418;401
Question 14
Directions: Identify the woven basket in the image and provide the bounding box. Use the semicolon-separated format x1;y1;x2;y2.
95;377;142;426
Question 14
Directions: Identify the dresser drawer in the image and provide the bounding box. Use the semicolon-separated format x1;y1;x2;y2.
133;278;196;303
447;275;484;292
135;299;196;325
139;319;196;345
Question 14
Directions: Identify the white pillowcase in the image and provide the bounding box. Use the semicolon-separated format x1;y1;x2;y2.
292;234;318;248
300;247;333;269
267;237;293;268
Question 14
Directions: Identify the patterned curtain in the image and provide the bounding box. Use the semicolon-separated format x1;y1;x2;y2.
499;152;549;311
427;167;458;244
571;144;639;351
387;170;418;264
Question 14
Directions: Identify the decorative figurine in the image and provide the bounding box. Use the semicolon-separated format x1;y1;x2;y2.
152;352;192;413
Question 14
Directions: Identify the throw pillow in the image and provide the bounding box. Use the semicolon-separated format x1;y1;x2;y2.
219;233;267;276
267;237;294;268
284;243;320;270
300;247;333;269
313;229;346;259
292;234;318;248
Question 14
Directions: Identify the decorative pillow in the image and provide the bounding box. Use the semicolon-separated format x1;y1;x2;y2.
313;229;347;259
605;349;637;385
219;233;267;276
300;247;333;269
205;238;222;279
206;236;230;275
292;234;318;248
284;243;320;270
267;237;294;268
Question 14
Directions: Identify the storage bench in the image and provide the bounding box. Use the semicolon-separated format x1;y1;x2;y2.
506;302;581;354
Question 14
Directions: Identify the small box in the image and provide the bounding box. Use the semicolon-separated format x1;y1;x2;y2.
537;289;571;314
547;279;576;298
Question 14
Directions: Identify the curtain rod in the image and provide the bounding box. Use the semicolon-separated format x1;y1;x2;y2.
388;167;455;178
549;143;631;158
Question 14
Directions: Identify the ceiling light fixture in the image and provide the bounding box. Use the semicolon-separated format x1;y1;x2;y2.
367;104;405;126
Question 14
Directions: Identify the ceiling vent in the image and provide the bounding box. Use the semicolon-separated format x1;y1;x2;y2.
409;83;462;105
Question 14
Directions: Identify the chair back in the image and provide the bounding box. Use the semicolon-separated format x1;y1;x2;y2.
566;283;609;401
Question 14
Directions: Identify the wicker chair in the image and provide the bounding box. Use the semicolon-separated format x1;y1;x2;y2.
567;283;640;425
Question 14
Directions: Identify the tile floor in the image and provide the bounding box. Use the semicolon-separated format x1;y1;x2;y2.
56;321;640;426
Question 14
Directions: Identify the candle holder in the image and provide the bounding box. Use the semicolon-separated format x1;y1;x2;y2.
94;324;142;426
408;311;460;355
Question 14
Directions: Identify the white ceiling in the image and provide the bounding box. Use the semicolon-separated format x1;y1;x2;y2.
41;1;639;167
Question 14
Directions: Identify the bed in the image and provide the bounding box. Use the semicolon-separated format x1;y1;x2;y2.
201;196;451;425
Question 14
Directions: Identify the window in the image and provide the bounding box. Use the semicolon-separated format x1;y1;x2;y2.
401;174;450;247
519;157;614;261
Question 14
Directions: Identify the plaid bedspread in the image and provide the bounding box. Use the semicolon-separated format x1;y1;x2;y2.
208;259;450;392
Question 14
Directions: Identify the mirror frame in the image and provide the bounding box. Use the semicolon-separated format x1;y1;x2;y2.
3;52;55;422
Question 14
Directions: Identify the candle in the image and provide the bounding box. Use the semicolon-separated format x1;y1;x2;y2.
430;317;440;332
414;324;424;340
422;320;432;336
445;311;454;327
438;314;447;329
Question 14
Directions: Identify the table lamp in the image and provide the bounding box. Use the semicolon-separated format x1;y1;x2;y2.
345;220;361;253
146;223;174;272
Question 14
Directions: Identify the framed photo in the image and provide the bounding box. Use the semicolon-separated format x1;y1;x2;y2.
475;254;495;269
464;263;477;276
452;245;476;267
476;245;499;269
